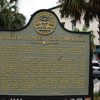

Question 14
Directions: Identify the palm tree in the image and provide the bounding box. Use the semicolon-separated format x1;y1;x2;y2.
59;0;100;44
59;0;85;20
84;0;100;43
0;0;25;30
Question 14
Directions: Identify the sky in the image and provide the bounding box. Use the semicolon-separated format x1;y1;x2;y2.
18;0;58;23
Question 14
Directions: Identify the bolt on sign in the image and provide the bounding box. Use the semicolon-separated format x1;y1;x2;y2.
0;10;92;99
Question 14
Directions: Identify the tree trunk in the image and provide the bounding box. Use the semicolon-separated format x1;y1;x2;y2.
98;15;100;44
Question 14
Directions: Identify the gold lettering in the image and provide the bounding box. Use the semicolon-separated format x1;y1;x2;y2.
24;36;45;40
48;37;85;42
2;35;21;40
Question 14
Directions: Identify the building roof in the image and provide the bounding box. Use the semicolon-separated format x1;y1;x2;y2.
48;5;61;10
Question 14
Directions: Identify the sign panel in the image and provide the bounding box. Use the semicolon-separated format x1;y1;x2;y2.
0;10;91;97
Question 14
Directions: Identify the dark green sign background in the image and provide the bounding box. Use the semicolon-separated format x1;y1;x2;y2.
0;10;91;97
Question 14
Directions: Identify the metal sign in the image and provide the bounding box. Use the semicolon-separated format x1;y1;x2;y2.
0;10;92;99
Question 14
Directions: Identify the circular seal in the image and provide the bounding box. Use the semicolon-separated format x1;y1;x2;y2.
33;12;56;35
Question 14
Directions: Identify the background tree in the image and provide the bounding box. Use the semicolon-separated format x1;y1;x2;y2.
59;0;84;21
0;0;26;30
58;0;100;44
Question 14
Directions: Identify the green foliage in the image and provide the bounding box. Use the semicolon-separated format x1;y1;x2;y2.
94;92;100;100
59;0;84;20
82;25;88;32
73;27;79;32
0;0;26;30
90;31;96;51
59;0;100;21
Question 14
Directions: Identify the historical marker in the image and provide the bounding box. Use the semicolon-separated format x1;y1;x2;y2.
0;10;92;99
